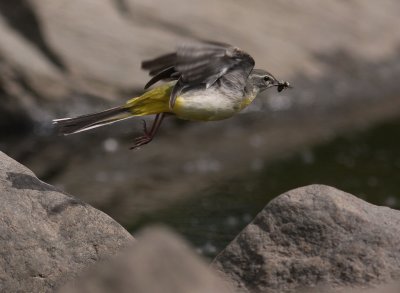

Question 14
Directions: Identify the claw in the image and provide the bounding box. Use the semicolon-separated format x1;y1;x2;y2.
130;113;165;150
130;134;153;150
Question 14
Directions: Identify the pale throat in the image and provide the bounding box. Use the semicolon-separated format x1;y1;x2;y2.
241;81;259;102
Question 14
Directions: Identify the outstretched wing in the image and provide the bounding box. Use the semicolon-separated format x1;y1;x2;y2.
141;41;255;108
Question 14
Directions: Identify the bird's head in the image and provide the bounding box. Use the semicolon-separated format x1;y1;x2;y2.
248;69;291;94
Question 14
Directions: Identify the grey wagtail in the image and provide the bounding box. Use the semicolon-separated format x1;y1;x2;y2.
53;41;291;149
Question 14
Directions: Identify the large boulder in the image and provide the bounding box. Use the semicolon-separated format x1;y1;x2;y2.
0;151;134;292
212;185;400;293
59;227;235;293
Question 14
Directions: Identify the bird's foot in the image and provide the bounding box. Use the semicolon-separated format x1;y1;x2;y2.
130;120;153;149
130;134;153;149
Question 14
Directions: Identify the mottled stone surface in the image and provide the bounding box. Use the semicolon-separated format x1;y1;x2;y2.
59;227;235;293
0;151;134;292
213;185;400;293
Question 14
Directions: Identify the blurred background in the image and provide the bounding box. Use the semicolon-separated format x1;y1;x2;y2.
1;0;400;258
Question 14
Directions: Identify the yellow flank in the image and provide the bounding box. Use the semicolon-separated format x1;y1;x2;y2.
125;83;172;116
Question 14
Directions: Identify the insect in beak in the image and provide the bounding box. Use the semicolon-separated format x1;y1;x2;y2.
276;80;292;92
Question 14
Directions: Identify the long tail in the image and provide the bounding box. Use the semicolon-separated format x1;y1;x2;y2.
53;84;173;135
53;106;133;135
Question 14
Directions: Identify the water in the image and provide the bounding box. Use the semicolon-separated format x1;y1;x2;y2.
129;117;400;258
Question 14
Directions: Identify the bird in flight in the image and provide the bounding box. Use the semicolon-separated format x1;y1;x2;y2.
53;41;291;149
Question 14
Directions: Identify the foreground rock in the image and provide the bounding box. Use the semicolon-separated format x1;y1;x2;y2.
0;151;134;292
59;227;235;293
213;185;400;293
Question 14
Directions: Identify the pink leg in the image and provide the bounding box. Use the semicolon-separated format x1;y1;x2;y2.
130;113;165;149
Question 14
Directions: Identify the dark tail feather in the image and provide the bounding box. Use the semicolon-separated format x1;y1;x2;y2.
53;106;132;135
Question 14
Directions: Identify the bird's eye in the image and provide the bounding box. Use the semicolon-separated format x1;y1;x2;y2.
263;76;270;82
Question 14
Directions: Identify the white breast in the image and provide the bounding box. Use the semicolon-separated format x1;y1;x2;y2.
172;88;243;121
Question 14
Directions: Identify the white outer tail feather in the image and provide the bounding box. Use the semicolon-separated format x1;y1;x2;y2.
53;106;132;135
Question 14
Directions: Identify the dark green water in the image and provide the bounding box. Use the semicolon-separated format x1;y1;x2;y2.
129;117;400;258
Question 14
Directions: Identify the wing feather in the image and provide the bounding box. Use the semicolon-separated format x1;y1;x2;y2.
144;66;175;89
141;41;255;108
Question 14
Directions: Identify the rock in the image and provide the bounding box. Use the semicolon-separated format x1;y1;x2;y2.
212;185;400;293
304;282;400;293
59;226;235;293
0;151;134;292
